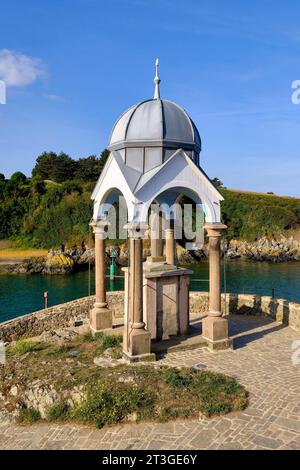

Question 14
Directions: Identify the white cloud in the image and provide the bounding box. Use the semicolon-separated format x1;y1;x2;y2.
44;94;65;102
0;49;44;87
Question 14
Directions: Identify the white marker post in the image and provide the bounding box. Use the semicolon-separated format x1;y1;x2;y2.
44;291;49;309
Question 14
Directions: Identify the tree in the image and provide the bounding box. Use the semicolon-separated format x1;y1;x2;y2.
99;149;109;173
31;180;46;196
32;152;77;182
3;172;28;198
10;171;27;184
75;155;102;181
0;173;5;198
51;153;77;182
211;177;226;190
62;181;82;195
32;152;58;180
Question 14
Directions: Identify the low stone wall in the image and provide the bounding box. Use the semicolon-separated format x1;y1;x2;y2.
1;291;299;343
0;292;124;343
190;292;300;332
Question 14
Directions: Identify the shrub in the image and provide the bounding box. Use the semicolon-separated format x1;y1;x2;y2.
71;383;154;428
111;347;122;360
97;332;122;354
8;340;44;356
221;189;300;240
189;369;248;417
164;368;191;388
18;407;41;423
83;331;97;342
47;402;70;421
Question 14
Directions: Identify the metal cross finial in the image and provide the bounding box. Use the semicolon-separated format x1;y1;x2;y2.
154;58;161;99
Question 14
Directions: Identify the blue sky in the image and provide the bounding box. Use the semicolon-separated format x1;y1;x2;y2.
0;0;300;196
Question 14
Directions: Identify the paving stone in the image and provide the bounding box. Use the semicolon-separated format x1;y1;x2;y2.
275;417;300;432
190;429;218;448
253;435;283;449
0;315;300;450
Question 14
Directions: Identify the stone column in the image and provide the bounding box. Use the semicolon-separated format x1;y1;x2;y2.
123;222;153;362
165;219;176;266
202;223;232;350
148;209;165;263
89;220;113;334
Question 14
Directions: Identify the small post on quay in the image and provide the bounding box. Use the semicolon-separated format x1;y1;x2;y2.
44;291;49;309
109;246;118;281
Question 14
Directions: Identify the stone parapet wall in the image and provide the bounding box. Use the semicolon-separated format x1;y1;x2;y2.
1;291;299;343
190;292;300;332
0;292;124;343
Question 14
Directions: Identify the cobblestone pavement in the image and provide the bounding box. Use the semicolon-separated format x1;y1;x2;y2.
0;315;300;450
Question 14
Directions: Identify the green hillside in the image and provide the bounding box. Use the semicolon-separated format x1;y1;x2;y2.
0;151;300;248
221;189;300;240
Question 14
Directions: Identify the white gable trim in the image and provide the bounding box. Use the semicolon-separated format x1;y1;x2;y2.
134;150;222;223
91;153;114;200
92;157;136;222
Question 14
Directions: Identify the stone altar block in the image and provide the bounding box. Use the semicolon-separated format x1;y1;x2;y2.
143;267;193;341
123;264;192;343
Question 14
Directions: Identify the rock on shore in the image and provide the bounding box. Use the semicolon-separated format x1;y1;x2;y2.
226;236;300;262
4;248;89;275
3;235;300;275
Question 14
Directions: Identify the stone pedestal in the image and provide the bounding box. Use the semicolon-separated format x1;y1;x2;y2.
143;266;192;341
89;220;113;334
123;264;192;344
202;223;232;350
202;317;232;351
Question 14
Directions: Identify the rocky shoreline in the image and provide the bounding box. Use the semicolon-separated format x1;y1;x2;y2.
2;235;300;275
226;236;300;262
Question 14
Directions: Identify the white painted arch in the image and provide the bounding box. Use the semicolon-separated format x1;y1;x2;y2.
134;150;222;224
92;149;222;228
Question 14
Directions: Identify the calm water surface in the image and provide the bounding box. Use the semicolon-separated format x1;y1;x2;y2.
0;260;300;323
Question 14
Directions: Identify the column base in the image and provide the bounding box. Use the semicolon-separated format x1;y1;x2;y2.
124;328;152;359
90;304;113;333
144;259;175;272
202;316;233;351
147;255;166;264
123;351;156;363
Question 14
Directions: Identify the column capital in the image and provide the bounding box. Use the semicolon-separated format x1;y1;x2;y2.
165;227;175;234
90;219;110;236
204;223;227;238
124;222;148;239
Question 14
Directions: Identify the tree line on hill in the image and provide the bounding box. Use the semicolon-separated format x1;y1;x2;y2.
0;150;300;248
31;150;109;183
0;150;109;247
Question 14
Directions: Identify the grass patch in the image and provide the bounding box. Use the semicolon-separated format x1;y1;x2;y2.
96;332;122;354
164;368;191;388
53;365;247;428
44;345;71;357
71;382;154;428
8;340;45;356
0;239;48;259
221;188;300;240
80;331;123;357
2;334;247;429
18;407;41;423
186;369;248;417
110;347;122;360
82;331;97;343
47;402;70;421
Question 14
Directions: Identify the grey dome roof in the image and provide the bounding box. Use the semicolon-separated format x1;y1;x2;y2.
108;99;201;152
